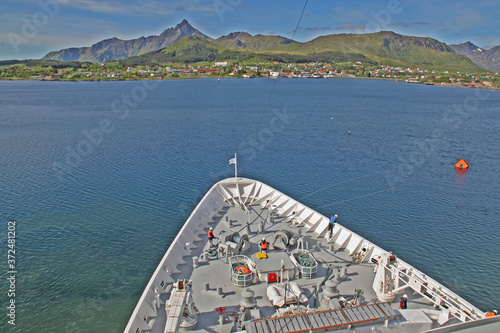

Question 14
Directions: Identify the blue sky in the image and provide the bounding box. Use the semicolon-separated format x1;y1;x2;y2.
1;0;499;60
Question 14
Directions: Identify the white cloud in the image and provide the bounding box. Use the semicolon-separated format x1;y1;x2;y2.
335;23;366;31
65;0;216;16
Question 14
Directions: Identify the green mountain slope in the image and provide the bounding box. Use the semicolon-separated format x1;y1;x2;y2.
123;36;243;64
0;59;91;68
123;33;482;73
215;32;296;49
269;31;481;71
123;36;371;65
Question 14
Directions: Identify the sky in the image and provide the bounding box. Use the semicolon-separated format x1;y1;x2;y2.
1;0;499;60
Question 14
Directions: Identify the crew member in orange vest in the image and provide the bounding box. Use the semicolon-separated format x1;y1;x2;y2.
260;237;268;253
399;294;408;309
208;227;216;246
486;310;497;317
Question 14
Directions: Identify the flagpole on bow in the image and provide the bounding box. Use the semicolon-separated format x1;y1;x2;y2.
229;153;238;181
234;153;237;180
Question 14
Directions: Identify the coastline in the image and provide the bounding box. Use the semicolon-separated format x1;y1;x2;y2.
1;75;499;91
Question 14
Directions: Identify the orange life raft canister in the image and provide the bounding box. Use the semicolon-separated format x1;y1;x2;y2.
234;266;250;274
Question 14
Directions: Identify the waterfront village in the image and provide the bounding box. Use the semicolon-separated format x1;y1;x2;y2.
2;60;499;89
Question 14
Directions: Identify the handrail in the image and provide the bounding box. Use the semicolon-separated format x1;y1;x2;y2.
385;261;482;322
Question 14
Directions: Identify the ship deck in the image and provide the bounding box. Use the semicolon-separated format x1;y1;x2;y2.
151;204;448;333
125;178;495;333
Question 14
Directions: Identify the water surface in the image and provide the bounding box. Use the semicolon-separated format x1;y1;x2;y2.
0;78;499;332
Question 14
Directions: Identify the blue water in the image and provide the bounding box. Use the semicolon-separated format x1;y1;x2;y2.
1;78;499;332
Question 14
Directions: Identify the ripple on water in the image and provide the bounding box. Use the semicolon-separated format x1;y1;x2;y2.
0;79;499;332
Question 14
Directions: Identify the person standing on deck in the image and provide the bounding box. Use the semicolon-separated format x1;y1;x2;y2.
328;215;337;238
486;310;498;317
208;227;216;246
260;237;268;254
399;294;408;309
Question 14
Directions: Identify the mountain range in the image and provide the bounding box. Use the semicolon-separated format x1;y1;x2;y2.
43;19;211;62
42;20;493;72
449;41;500;72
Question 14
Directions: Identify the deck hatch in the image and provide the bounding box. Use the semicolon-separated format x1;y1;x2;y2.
246;303;397;332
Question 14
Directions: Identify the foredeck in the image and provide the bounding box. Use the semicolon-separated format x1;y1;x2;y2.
124;178;491;333
149;203;448;333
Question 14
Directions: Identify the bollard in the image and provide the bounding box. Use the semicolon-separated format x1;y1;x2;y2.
155;293;161;308
323;280;339;299
258;220;264;234
342;266;348;278
239;290;257;309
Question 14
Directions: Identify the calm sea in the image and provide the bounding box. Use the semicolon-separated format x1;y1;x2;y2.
1;78;499;332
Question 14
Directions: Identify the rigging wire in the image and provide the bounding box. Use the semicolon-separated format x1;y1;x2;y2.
316;187;396;209
239;0;308;171
292;0;309;40
298;168;397;201
235;0;389;214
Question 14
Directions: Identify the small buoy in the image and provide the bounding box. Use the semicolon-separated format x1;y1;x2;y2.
454;159;469;169
331;117;333;120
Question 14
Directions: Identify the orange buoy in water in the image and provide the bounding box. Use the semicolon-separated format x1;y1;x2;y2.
455;159;469;170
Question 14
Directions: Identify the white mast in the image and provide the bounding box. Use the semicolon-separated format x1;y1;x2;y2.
234;153;238;180
229;153;238;181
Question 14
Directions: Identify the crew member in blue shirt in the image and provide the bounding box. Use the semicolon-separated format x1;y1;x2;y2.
328;214;337;238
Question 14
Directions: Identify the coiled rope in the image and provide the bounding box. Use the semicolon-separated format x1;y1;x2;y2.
294;252;316;267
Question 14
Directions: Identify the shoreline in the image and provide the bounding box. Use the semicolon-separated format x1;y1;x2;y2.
1;76;499;91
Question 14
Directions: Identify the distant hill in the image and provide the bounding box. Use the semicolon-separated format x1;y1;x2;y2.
123;32;479;73
450;41;500;72
42;20;211;63
267;31;481;72
123;36;371;65
123;36;236;64
215;32;296;49
449;41;485;56
0;59;91;68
